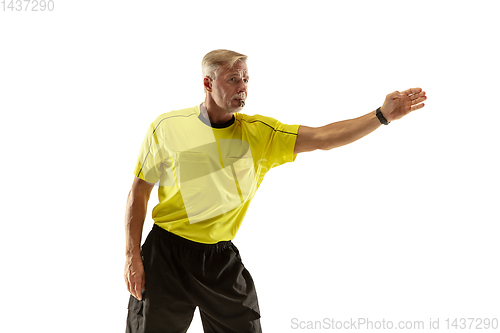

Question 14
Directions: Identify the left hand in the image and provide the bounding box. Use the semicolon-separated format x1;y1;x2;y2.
380;87;427;122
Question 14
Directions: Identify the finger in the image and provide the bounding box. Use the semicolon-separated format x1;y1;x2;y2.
134;281;142;300
410;103;425;112
411;95;427;104
409;91;427;104
403;87;422;96
125;271;136;298
125;274;132;295
409;91;425;101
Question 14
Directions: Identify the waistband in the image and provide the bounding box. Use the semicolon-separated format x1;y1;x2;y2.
151;224;234;251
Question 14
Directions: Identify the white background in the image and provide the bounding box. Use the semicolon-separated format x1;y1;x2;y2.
1;0;499;332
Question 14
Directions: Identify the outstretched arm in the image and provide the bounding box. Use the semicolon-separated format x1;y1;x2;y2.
293;88;426;154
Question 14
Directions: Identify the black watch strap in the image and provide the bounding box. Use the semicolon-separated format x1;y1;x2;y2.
376;107;390;125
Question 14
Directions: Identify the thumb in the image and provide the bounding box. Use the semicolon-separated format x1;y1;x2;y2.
389;91;405;99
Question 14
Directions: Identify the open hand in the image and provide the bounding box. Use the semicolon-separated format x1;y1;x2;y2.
380;88;427;122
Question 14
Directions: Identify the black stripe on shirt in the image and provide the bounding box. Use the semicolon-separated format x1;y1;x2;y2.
238;118;298;136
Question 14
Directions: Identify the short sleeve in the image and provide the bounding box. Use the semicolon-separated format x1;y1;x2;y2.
260;120;300;170
133;121;168;184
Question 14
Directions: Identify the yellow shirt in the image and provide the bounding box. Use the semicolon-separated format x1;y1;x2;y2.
133;104;299;243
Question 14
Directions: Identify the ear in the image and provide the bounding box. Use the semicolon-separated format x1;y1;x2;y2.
203;76;213;92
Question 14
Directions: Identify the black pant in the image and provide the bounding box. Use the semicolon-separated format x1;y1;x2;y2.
126;224;262;333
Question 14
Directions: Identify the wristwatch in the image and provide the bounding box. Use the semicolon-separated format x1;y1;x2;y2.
376;107;390;125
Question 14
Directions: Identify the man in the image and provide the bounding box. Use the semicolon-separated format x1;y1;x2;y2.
124;49;427;333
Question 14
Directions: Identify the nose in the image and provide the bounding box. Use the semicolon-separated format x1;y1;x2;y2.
237;81;247;94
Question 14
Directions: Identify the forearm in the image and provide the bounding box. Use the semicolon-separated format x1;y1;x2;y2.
124;191;148;258
319;110;381;150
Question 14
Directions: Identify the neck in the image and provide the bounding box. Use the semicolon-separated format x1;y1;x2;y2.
202;95;235;125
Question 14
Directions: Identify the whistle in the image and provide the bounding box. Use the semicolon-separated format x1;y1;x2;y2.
239;100;245;107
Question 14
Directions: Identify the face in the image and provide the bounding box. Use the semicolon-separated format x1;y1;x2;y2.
207;61;249;111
